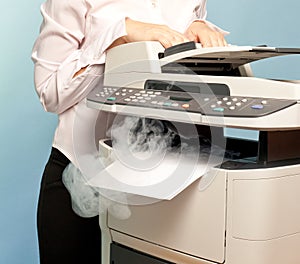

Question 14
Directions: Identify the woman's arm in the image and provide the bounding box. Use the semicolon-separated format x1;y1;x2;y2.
31;0;104;114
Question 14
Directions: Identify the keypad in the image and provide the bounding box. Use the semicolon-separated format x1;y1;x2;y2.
87;86;297;117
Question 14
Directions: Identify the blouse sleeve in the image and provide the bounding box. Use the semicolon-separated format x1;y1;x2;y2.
31;0;127;114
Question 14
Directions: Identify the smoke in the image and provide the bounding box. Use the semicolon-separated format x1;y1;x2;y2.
62;163;132;219
118;117;179;153
63;115;190;218
109;116;184;171
62;163;99;218
63;113;227;218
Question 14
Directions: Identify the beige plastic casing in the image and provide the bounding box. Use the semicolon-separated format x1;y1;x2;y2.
99;140;300;264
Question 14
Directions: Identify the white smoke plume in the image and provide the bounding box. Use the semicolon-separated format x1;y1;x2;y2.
63;115;226;218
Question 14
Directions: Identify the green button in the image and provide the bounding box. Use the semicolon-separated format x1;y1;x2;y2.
213;107;225;112
107;97;116;101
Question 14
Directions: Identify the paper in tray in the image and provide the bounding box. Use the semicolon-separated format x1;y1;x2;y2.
87;152;223;200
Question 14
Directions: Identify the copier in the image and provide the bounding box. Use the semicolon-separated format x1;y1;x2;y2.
86;41;300;264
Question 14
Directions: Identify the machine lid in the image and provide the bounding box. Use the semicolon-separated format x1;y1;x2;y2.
160;43;300;68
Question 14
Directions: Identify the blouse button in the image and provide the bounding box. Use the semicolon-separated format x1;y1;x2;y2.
151;0;158;7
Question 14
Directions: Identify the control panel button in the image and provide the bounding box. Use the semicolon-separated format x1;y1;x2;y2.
251;104;264;110
212;107;225;112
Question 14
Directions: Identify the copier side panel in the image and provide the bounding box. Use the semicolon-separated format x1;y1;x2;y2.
225;165;300;264
108;169;227;263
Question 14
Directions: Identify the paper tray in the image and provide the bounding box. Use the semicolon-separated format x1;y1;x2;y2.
87;140;223;200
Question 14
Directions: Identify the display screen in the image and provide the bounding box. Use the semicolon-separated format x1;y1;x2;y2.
169;95;192;102
145;80;230;96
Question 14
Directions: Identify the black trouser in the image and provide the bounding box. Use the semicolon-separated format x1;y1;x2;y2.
37;148;102;264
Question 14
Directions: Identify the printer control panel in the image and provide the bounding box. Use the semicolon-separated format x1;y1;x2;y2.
87;86;297;117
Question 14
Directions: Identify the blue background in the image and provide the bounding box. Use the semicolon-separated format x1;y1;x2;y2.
1;0;300;263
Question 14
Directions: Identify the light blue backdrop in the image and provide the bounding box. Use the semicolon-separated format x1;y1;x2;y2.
1;1;300;263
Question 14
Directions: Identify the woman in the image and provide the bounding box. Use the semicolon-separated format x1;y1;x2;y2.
32;0;227;263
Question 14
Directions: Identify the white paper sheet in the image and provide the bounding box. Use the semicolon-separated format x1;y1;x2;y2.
87;152;223;200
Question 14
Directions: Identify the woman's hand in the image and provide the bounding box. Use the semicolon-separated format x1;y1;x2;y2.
124;18;190;48
109;18;227;50
185;21;227;47
110;18;190;49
